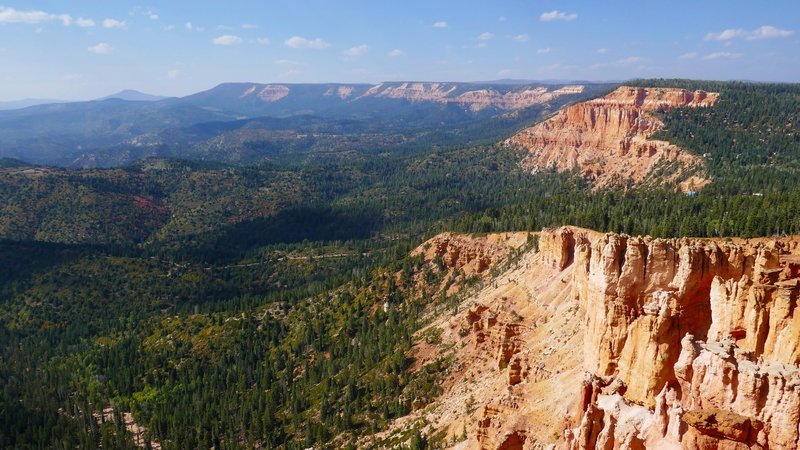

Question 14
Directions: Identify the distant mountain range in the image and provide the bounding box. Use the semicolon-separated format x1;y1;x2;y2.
95;89;169;102
0;98;72;110
0;90;166;110
0;81;613;167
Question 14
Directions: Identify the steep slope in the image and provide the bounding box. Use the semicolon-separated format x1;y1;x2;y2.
506;86;718;192
385;227;800;449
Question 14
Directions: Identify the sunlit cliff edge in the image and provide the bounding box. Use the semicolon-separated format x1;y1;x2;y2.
381;226;800;450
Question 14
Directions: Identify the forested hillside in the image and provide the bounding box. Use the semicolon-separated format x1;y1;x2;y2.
1;80;799;449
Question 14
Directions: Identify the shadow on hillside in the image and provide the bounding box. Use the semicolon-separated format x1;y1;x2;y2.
176;205;384;263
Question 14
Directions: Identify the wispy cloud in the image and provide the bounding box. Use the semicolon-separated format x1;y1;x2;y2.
0;6;73;25
167;69;180;79
212;35;242;45
284;36;331;49
512;34;529;43
88;43;113;54
540;10;577;22
387;49;404;57
241;23;257;29
255;37;269;45
478;32;494;41
129;7;158;21
76;17;95;27
704;52;743;60
343;44;368;57
705;25;793;41
679;52;699;60
102;18;126;29
537;47;553;54
433;21;448;29
597;48;609;54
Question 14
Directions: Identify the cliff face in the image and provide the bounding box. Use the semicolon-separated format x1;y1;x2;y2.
238;82;586;111
564;227;800;450
507;86;718;192
410;232;530;296
383;228;800;450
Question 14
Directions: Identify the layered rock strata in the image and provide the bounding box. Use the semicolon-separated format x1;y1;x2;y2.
507;86;719;191
560;227;800;450
382;228;800;450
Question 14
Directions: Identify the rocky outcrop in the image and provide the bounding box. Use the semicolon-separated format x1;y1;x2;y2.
235;82;586;112
361;83;585;111
254;84;290;101
410;232;530;296
381;228;800;450
551;226;800;450
507;86;718;192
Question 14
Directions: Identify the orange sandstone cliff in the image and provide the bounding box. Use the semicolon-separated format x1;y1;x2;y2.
506;86;718;192
381;228;800;450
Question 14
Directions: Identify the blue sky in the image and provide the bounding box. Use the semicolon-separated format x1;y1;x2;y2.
0;1;798;100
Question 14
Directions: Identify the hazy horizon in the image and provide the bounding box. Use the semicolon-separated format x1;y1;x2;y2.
1;0;798;101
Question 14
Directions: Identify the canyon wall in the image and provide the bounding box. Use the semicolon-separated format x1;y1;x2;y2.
557;227;800;450
384;228;800;450
506;86;718;191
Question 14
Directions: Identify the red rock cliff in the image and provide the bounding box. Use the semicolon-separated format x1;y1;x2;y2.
507;86;718;192
558;228;800;450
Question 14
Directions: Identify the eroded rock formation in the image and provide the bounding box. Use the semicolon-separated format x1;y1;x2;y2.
560;227;800;450
237;82;585;111
507;86;719;191
381;228;800;450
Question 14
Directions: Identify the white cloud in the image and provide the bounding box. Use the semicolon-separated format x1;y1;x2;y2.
343;44;368;57
167;69;180;79
679;52;699;60
512;33;529;43
704;52;743;60
255;37;270;45
185;21;193;30
102;18;126;29
705;25;794;41
387;49;404;57
241;23;257;29
433;21;448;28
129;7;158;21
540;10;577;22
76;17;95;27
749;25;794;39
163;24;175;31
597;47;608;54
88;43;113;54
213;35;242;45
0;7;72;25
284;36;331;49
537;47;553;54
478;32;494;41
